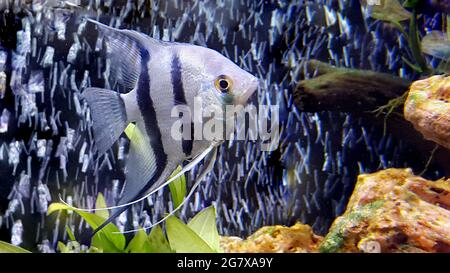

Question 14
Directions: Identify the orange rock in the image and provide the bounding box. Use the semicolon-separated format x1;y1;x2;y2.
320;168;450;253
404;75;450;150
221;223;323;253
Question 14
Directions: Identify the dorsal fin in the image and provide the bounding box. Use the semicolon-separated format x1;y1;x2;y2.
86;19;161;90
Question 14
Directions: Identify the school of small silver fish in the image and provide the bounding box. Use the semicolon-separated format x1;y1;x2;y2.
0;0;446;251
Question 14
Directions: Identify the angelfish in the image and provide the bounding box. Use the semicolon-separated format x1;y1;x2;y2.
82;19;259;234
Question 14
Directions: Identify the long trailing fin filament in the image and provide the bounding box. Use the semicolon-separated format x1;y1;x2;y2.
57;144;216;212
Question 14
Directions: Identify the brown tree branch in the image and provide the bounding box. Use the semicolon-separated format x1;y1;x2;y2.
293;60;450;176
294;60;411;112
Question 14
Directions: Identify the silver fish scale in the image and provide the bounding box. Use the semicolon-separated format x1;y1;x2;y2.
0;0;445;250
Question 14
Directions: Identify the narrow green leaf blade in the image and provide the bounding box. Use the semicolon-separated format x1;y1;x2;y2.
65;226;76;241
187;206;221;252
0;241;30;253
166;216;215;253
168;166;186;209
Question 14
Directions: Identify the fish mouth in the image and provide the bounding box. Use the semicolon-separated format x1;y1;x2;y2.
236;77;259;105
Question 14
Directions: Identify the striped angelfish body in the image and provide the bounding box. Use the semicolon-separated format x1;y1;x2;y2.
82;19;259;233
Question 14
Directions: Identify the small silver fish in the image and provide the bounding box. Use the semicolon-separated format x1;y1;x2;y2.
0;0;79;11
82;19;259;233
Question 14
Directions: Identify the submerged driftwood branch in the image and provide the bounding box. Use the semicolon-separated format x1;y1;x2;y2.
293;60;412;112
293;60;450;176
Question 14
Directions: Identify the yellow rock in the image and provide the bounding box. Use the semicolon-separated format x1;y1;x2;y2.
320;168;450;253
221;223;323;253
222;169;450;253
404;75;450;149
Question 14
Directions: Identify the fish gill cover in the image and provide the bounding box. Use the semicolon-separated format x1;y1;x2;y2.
0;0;446;252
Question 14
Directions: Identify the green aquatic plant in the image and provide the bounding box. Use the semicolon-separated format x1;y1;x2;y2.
367;0;450;74
367;0;448;136
168;166;187;210
372;91;409;135
46;173;221;253
0;167;221;253
367;0;432;73
48;196;127;253
166;207;221;253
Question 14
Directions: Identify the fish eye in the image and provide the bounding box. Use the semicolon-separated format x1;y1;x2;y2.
215;75;233;93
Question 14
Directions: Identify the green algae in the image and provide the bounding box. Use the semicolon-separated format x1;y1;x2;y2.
319;200;385;253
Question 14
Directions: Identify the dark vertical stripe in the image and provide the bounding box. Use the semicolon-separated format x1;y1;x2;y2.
90;46;166;236
170;54;187;105
136;47;167;193
170;54;193;156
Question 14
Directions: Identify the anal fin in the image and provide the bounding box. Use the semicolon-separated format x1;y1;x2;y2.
90;121;162;236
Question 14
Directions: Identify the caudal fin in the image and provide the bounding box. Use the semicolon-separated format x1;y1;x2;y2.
83;88;128;154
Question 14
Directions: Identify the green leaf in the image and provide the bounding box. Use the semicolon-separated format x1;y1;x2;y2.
124;123;136;139
65;226;76;241
126;229;149;253
367;0;411;23
48;202;126;253
57;242;68;253
166;216;215;253
0;241;30;253
168;166;187;209
58;241;81;253
86;246;103;253
187;206;221;252
91;231;124;253
147;225;173;253
95;193;109;219
47;202;71;215
408;10;429;72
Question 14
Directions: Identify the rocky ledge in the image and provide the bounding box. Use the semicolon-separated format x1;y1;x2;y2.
223;169;450;253
221;223;323;253
404;75;450;150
